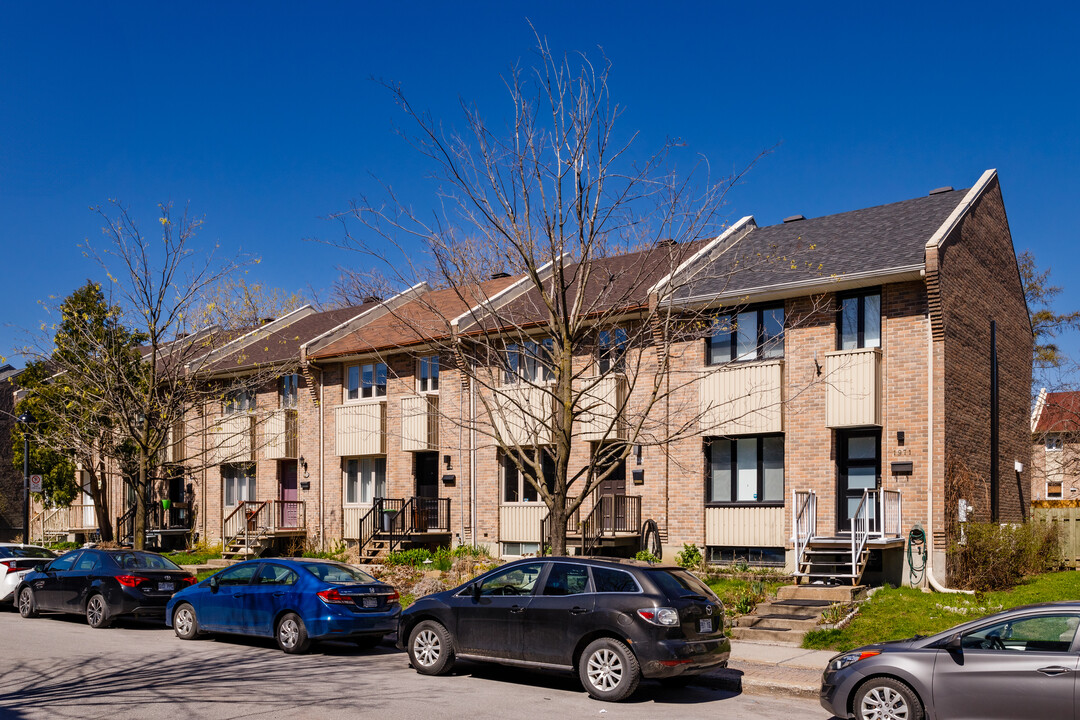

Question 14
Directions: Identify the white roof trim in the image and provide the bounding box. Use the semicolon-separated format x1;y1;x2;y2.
925;169;997;250
301;282;429;361
647;216;756;296
1032;387;1048;433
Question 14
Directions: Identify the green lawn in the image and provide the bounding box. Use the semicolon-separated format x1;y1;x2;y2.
166;548;222;566
803;571;1080;652
707;576;788;618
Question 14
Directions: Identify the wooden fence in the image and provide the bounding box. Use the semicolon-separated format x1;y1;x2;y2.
1032;500;1080;569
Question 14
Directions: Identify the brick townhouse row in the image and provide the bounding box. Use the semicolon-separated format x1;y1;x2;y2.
31;169;1032;587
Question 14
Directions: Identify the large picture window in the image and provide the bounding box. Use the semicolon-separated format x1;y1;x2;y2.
706;435;784;504
346;362;387;401
707;306;784;365
345;457;387;504
838;291;881;350
223;463;256;507
502;450;556;503
504;340;554;385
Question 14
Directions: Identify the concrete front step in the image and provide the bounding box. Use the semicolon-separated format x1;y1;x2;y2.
777;584;867;602
729;626;804;645
738;617;821;632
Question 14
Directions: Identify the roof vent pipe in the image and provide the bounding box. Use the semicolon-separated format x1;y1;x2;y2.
783;215;806;223
928;186;954;195
363;295;381;304
490;272;511;280
656;238;678;247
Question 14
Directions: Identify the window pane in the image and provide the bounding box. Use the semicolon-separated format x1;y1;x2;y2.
848;436;877;460
503;457;519;502
348;366;360;400
736;311;757;361
762;307;784;358
841;297;859;350
964;615;1080;652
430;357;439;390
543;563;590;596
708;317;732;365
345;459;358;504
592;566;638;593
847;467;877;490
505;345;519;384
762;436;785;502
863;293;881;348
478;562;544;596
709;439;731;502
375;363;387;396
373;458;386;499
736;437;758;501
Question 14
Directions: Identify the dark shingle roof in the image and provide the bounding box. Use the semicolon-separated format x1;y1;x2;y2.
672;189;969;301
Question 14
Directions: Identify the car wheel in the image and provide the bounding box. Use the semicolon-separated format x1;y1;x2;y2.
173;603;199;640
853;677;924;720
18;587;37;618
408;620;455;675
276;613;311;654
579;637;641;702
86;593;113;629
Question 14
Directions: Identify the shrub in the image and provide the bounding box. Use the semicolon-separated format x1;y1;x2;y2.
949;521;1061;592
634;550;661;564
301;541;348;561
675;543;702;569
383;548;433;567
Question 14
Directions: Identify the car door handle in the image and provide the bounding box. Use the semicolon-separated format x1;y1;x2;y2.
1037;666;1072;676
272;591;285;597
510;605;525;614
233;592;246;598
569;607;589;615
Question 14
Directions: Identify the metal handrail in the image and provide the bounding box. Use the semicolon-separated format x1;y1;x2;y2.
851;490;871;580
880;489;902;538
793;489;817;573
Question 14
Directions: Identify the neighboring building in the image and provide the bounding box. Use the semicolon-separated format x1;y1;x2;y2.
1030;389;1080;501
0;364;22;541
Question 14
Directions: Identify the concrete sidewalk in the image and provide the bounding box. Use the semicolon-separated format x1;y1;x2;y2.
698;641;835;699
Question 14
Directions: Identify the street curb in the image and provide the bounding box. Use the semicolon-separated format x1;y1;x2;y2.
697;667;821;700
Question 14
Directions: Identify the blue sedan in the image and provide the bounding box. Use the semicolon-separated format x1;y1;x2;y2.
165;558;400;653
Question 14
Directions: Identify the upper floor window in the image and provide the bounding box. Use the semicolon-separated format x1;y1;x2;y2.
418;356;439;393
838;291;881;350
706;435;784;504
280;374;299;409
504;339;553;385
1047;435;1064;452
707;306;784;365
598;328;628;374
347;362;387;401
223;388;255;414
502;449;555;503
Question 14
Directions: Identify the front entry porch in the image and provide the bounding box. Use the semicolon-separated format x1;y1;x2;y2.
221;500;307;559
346;497;452;562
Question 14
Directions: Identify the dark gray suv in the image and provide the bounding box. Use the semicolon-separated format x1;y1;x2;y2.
398;556;730;701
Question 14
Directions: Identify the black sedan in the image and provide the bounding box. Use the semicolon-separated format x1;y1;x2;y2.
399;556;730;701
821;601;1080;720
17;548;196;627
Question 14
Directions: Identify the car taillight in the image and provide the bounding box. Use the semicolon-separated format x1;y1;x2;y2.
317;588;354;604
116;575;147;588
637;607;680;626
385;589;400;603
0;560;16;570
180;576;197;587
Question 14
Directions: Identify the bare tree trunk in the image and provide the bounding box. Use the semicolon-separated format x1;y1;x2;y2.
90;460;114;542
134;443;146;550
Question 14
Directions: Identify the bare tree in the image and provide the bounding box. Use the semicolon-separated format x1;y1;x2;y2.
325;36;823;554
194;276;308;331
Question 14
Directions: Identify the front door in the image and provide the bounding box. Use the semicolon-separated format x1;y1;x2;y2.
279;461;298;528
837;429;880;534
598;454;627;532
415;452;439;498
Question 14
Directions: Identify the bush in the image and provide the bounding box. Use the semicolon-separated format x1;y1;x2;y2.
634;550;661;564
675;543;702;569
949;521;1061;592
384;548;433;567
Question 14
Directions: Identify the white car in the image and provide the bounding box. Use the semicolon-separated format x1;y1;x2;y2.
0;544;56;604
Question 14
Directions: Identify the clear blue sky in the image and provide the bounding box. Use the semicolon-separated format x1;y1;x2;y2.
2;2;1078;367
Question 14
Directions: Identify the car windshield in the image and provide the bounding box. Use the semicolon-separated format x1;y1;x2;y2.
301;562;376;584
648;569;719;601
0;546;55;559
105;552;183;571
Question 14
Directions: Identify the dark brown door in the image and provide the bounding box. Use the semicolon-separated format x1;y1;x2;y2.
279;461;298;528
599;457;626;532
415;452;439;498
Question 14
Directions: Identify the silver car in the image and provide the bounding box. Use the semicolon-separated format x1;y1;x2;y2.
0;544;56;605
821;601;1080;720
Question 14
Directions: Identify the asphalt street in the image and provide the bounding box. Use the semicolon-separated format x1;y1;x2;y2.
0;608;835;720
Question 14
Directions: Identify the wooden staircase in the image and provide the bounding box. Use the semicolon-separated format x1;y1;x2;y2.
355;497;452;563
731;584;867;646
221;500;306;561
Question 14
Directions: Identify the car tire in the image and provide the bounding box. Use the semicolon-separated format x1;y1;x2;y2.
853;676;924;720
276;612;311;654
86;593;113;629
173;603;200;640
408;620;455;675
579;637;641;702
18;587;38;618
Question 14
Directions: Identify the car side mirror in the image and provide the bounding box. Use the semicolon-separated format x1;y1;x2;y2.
945;633;963;652
34;563;45;573
471;582;481;601
209;576;219;593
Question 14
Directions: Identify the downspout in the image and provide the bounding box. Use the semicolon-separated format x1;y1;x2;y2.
470;364;478;547
318;365;325;549
925;277;973;595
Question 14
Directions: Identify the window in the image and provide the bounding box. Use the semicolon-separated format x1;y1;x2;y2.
418;356;439;393
345;457;386;504
707;306;784;365
74;552;101;571
961;614;1080;653
542;563;590;596
223;388;255;414
591;566;640;593
504;339;554;384
47;552;80;573
838;291;881;350
257;564;299;586
707;546;787;567
501;541;541;557
223;463;256;507
598;328;628;374
502;450;555;503
476;562;544;596
346;362;387;401
706;435;784;504
280;374;299;409
1048;481;1063;499
215;563;258;587
1047;435;1064;451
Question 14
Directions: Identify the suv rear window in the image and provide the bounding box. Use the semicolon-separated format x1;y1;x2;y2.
648;569;718;601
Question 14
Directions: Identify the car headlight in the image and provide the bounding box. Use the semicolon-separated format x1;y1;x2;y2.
828;650;881;672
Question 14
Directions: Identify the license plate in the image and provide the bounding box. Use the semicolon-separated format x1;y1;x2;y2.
699;618;713;633
158;582;174;592
362;596;378;608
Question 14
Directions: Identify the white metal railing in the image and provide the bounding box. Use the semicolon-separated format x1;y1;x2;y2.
792;489;817;572
851;490;872;576
880;489;902;538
